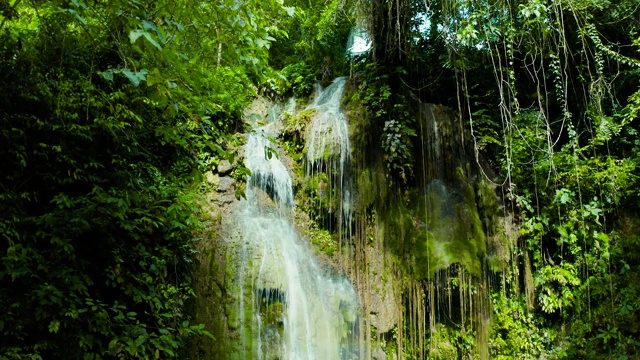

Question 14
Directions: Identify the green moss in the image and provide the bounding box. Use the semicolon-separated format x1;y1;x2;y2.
243;327;254;359
226;290;257;358
380;166;493;279
296;95;312;109
413;229;444;277
355;166;388;211
260;301;285;328
282;108;317;140
429;324;459;359
301;172;334;214
341;306;357;324
306;220;339;256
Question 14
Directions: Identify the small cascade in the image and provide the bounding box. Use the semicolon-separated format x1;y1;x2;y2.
245;129;294;208
306;77;351;171
229;118;360;359
347;27;371;55
305;77;354;258
419;103;464;182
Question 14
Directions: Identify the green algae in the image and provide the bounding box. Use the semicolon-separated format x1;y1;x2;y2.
381;167;491;279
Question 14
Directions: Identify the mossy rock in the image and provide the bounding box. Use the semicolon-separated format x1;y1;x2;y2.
282;108;317;139
429;324;459;359
385;172;488;279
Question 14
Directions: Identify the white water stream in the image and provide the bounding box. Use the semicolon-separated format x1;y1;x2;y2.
305;78;354;247
231;91;359;359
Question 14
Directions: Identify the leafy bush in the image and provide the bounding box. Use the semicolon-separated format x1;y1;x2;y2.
0;0;286;357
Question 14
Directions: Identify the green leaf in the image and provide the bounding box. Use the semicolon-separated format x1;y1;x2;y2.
142;20;157;32
256;38;268;48
205;141;225;156
284;6;295;17
129;29;144;43
129;29;162;50
49;320;60;333
122;69;149;87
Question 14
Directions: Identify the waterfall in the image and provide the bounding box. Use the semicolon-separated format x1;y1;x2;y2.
209;77;501;360
306;77;351;170
347;27;371;55
305;77;353;256
230;115;359;359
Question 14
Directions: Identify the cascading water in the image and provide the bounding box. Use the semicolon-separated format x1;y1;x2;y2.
203;74;503;360
305;78;353;255
230;110;360;359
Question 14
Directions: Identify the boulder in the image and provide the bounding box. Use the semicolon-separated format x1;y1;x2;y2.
218;159;233;175
218;176;236;192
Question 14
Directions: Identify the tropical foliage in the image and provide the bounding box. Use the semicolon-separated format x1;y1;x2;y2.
353;0;640;357
0;0;290;358
2;0;640;358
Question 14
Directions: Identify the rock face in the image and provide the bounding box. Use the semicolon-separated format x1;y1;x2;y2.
217;159;234;175
190;79;508;360
217;176;236;193
373;348;388;360
204;171;237;214
367;246;399;334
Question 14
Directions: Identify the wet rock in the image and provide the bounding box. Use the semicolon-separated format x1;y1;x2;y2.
244;96;270;126
218;159;233;175
211;282;223;298
262;325;283;360
367;246;399;334
373;348;387;360
218;176;236;192
215;193;237;206
368;279;397;333
226;304;239;329
206;171;220;186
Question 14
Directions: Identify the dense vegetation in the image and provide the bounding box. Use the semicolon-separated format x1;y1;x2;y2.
2;0;640;358
354;0;640;357
0;0;289;358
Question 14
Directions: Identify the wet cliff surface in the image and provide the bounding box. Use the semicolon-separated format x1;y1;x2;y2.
190;77;513;359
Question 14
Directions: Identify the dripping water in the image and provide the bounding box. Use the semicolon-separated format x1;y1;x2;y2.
305;77;354;266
